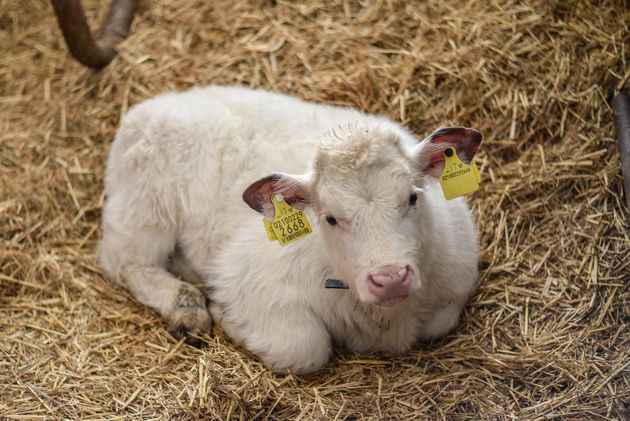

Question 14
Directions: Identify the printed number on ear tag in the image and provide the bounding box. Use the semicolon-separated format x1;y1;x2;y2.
439;147;481;200
262;194;312;246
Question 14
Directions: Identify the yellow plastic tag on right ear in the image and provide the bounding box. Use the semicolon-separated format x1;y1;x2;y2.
439;147;480;200
263;218;278;241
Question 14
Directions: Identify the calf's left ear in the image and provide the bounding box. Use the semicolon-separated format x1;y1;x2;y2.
242;173;312;220
413;127;482;178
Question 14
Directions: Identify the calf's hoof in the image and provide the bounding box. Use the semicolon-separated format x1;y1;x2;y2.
167;283;212;346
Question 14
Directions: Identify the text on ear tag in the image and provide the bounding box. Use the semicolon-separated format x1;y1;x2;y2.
439;147;480;200
263;219;278;241
262;194;312;246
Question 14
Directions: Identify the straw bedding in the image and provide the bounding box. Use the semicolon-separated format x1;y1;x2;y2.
1;0;629;419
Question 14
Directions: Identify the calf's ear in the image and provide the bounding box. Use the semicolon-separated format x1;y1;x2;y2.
242;173;312;220
413;127;482;178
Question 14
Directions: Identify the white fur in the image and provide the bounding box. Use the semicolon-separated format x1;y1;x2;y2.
98;86;479;374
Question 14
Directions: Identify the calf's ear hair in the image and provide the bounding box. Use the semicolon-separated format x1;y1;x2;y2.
242;173;312;220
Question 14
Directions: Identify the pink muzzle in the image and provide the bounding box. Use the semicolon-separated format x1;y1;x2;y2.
367;265;412;306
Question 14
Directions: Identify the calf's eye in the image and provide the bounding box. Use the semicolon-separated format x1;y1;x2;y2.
409;192;418;205
325;215;337;226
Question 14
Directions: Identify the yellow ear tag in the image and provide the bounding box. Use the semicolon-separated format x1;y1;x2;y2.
262;194;312;246
439;147;480;200
263;219;278;241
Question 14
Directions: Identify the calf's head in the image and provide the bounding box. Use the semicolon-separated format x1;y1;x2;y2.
243;124;481;306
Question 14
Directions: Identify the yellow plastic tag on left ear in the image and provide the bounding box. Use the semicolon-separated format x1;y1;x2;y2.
439;147;480;200
263;194;312;246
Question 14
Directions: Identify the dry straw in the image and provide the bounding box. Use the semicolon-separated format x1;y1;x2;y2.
1;0;629;419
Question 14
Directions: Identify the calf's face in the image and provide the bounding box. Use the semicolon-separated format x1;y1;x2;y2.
243;125;481;307
313;131;423;305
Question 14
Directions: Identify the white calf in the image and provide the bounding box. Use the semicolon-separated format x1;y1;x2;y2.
98;86;481;374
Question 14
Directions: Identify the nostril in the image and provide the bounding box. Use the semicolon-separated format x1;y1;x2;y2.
369;266;409;287
367;265;413;304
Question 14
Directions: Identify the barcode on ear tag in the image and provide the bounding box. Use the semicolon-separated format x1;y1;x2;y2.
439;147;480;200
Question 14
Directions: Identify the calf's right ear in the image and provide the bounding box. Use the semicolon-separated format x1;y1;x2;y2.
242;173;312;220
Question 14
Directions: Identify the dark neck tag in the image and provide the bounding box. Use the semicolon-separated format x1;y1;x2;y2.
325;279;349;289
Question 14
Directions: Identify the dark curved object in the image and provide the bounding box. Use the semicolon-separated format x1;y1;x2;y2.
611;88;630;214
50;0;139;69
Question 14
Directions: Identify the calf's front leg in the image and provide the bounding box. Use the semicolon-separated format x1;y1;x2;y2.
98;226;212;344
121;264;212;342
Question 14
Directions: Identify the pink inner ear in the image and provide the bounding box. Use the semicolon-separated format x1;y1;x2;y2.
266;180;309;211
430;132;458;144
419;127;482;178
426;150;446;178
242;174;310;217
277;184;309;209
431;128;482;157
